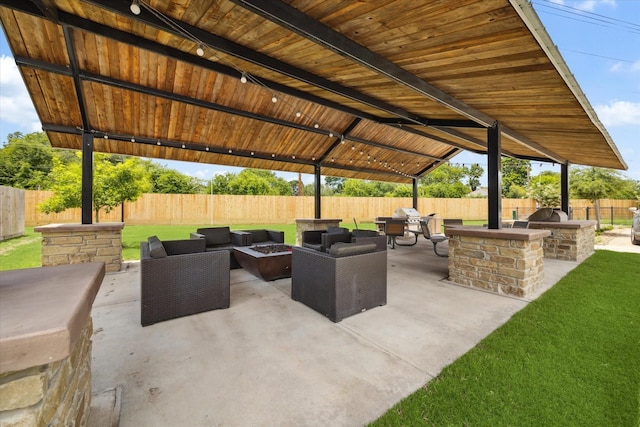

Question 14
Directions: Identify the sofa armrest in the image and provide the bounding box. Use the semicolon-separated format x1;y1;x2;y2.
267;230;285;244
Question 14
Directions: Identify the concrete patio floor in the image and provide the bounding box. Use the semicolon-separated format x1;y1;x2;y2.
89;238;581;426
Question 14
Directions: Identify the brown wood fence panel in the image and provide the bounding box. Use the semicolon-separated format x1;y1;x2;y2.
1;186;25;240
22;190;638;226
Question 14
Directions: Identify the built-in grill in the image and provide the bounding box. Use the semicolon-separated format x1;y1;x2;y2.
528;208;568;222
393;207;423;233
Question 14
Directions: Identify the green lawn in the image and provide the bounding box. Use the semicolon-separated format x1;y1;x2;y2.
371;250;640;426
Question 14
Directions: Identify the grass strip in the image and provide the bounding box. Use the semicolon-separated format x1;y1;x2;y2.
372;250;640;426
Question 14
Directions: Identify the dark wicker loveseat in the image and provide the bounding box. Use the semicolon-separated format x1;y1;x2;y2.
190;226;246;268
291;241;387;322
237;229;285;246
140;236;230;326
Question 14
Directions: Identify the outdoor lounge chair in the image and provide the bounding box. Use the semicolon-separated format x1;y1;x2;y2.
420;219;449;257
140;236;230;326
291;242;387;322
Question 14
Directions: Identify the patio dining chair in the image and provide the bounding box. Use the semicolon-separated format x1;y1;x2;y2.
384;219;406;249
420;219;449;257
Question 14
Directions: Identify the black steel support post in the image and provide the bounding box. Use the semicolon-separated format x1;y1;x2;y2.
412;178;418;209
81;132;93;224
561;163;570;215
487;122;502;229
314;164;321;219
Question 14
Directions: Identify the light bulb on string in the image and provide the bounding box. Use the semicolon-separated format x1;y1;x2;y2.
130;0;141;15
240;73;248;84
196;45;205;57
271;95;278;103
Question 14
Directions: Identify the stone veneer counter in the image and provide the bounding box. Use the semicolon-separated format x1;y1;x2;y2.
0;262;105;425
528;220;595;262
446;226;551;298
35;222;124;273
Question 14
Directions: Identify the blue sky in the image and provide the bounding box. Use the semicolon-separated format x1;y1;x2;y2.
1;0;638;186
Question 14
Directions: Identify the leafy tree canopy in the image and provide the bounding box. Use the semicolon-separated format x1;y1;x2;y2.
143;161;203;194
208;169;292;195
419;164;470;198
501;157;530;197
0;132;54;189
39;153;149;222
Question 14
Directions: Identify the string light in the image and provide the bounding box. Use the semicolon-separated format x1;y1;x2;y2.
130;0;141;15
125;2;421;181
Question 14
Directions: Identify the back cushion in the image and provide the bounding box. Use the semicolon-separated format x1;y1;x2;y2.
329;242;376;257
198;227;231;245
147;236;168;258
251;230;269;242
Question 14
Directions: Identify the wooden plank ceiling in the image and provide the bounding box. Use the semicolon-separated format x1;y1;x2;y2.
0;0;627;183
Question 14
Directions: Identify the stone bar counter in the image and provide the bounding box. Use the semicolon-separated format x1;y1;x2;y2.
294;218;342;246
528;220;595;262
35;223;125;273
447;226;551;298
0;262;105;426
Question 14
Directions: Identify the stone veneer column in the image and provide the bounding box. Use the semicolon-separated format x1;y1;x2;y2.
0;263;105;426
294;218;342;246
447;226;551;298
528;220;596;262
35;223;125;273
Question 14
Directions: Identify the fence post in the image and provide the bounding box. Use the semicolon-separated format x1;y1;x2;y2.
586;207;589;220
610;206;614;225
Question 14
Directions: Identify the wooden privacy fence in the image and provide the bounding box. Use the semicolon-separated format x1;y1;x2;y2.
1;186;25;240
23;190;638;226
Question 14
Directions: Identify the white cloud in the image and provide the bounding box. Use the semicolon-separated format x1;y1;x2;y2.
575;0;615;12
595;100;640;127
609;60;640;73
0;55;41;135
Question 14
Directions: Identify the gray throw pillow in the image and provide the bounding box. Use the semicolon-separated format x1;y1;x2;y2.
329;242;376;257
147;236;168;258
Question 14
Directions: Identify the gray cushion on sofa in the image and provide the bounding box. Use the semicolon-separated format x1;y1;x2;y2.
329;242;376;257
250;229;269;242
148;235;168;258
198;227;231;245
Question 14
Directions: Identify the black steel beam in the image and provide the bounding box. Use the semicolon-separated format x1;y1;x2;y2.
319;118;361;162
81;132;93;224
62;25;90;130
561;163;570;214
378;118;485;129
487;123;502;229
230;0;567;164
30;0;57;21
43;124;411;180
314;165;321;219
412;179;418;209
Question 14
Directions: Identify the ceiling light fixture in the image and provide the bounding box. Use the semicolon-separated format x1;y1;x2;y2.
196;45;205;57
130;0;141;15
271;95;278;103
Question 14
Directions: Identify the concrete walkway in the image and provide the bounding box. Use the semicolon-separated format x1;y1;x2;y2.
89;238;581;426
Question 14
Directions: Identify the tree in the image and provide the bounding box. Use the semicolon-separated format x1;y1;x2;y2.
419;164;470;198
570;167;620;231
0;132;54;189
143;161;203;194
528;171;561;208
464;163;484;191
227;169;293;196
502;158;530;197
324;177;345;194
39;153;148;222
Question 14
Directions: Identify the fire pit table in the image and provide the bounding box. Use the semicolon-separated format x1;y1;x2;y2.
233;244;293;281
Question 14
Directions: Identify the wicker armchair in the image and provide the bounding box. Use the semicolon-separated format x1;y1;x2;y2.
291;242;387;322
140;236;230;326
